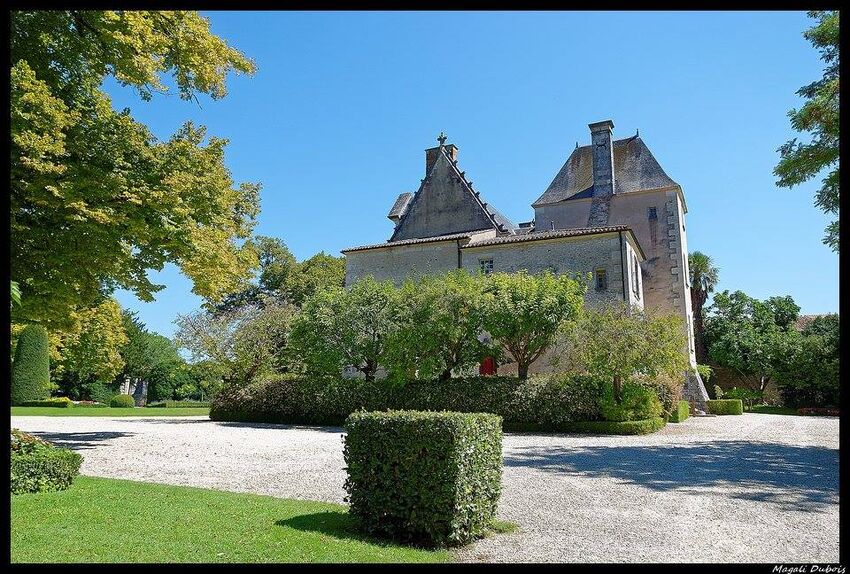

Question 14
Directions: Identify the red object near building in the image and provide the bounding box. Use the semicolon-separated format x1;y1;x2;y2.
479;356;496;376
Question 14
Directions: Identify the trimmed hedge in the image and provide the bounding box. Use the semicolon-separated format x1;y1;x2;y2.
109;394;136;408
11;324;50;405
19;397;74;408
344;410;502;547
668;400;690;423
147;400;210;408
706;399;744;415
11;429;82;494
210;374;673;435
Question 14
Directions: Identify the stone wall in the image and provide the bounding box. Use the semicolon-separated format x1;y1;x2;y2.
345;239;461;285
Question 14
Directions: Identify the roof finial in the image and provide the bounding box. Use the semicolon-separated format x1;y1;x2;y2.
437;131;447;146
575;141;579;149
636;128;639;137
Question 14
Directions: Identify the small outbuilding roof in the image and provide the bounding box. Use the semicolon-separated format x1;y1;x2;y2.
341;231;480;254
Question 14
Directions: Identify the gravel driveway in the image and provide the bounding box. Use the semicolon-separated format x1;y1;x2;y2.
11;413;838;563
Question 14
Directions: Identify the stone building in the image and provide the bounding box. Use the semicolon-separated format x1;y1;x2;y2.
342;121;709;407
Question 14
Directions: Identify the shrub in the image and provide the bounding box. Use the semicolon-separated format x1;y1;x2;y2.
668;400;690;423
11;429;82;494
11;324;50;404
706;399;743;415
211;374;611;430
147;400;210;408
109;394;136;408
723;387;763;410
562;417;666;435
600;382;663;422
343;411;502;547
19;397;74;408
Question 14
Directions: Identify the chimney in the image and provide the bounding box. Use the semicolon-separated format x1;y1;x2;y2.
588;120;615;197
425;143;458;174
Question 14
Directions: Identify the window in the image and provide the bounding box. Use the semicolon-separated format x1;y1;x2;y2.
632;256;640;297
479;258;494;275
595;268;608;291
647;207;657;220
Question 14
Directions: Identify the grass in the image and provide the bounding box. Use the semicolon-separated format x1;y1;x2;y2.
11;407;210;417
745;405;799;416
11;476;450;563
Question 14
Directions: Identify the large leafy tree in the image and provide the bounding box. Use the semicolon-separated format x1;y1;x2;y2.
11;11;260;329
772;314;839;408
119;310;186;401
774;11;840;251
385;270;492;382
291;277;397;381
688;251;720;364
55;298;129;399
175;295;297;386
704;290;802;393
481;271;585;380
556;305;688;403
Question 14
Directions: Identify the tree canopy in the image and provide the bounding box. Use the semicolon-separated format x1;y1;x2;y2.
774;11;840;251
11;11;260;329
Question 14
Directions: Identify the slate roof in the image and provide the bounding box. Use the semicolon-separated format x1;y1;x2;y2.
341;231;480;253
387;192;413;219
532;135;679;206
464;225;646;260
390;145;517;241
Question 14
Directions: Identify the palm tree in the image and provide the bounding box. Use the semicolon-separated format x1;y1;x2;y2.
689;251;719;364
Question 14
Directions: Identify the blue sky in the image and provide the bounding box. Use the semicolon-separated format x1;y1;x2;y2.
109;11;839;338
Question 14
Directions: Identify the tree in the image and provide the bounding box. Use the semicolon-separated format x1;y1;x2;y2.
385;270;492;382
688;251;719;364
772;313;839;407
481;271;585;380
11;11;260;329
774;11;839;251
12;324;51;404
287;252;346;307
56;298;129;399
556;305;689;403
291;277;397;381
118;310;186;400
704;290;802;393
175;295;297;386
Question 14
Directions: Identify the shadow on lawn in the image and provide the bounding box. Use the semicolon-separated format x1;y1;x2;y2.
275;512;383;545
29;430;134;450
504;440;838;512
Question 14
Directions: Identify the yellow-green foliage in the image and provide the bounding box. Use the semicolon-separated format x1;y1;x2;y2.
668;400;690;423
11;11;259;328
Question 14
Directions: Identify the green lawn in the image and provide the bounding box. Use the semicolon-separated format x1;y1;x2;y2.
745;405;799;415
12;476;450;563
11;407;210;417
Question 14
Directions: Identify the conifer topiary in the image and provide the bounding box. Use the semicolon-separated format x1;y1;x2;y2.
11;324;50;405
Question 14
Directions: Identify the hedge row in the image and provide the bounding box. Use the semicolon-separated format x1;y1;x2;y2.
147;400;210;408
706;399;744;415
668;400;690;423
210;374;670;433
11;429;82;494
344;411;502;547
18;397;74;408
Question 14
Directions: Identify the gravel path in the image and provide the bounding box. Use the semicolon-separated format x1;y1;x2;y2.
11;413;838;563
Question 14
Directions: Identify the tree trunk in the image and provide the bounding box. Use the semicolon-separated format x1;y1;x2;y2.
517;363;529;380
439;368;452;382
613;375;623;403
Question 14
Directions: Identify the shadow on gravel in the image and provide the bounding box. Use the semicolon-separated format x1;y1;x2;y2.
121;418;346;433
504;440;838;512
29;430;134;450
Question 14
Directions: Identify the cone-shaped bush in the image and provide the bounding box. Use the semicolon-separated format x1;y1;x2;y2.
12;324;50;405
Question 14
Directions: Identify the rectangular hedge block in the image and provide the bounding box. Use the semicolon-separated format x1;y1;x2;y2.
706;399;744;415
343;410;502;547
18;398;74;408
668;400;690;423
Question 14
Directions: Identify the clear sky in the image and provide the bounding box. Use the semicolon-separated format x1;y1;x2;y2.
108;11;839;338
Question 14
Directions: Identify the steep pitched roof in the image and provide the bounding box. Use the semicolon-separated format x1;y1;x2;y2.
390;145;516;241
387;192;413;220
532;135;679;206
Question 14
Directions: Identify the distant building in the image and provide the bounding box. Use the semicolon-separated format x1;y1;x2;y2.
342;121;708;407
